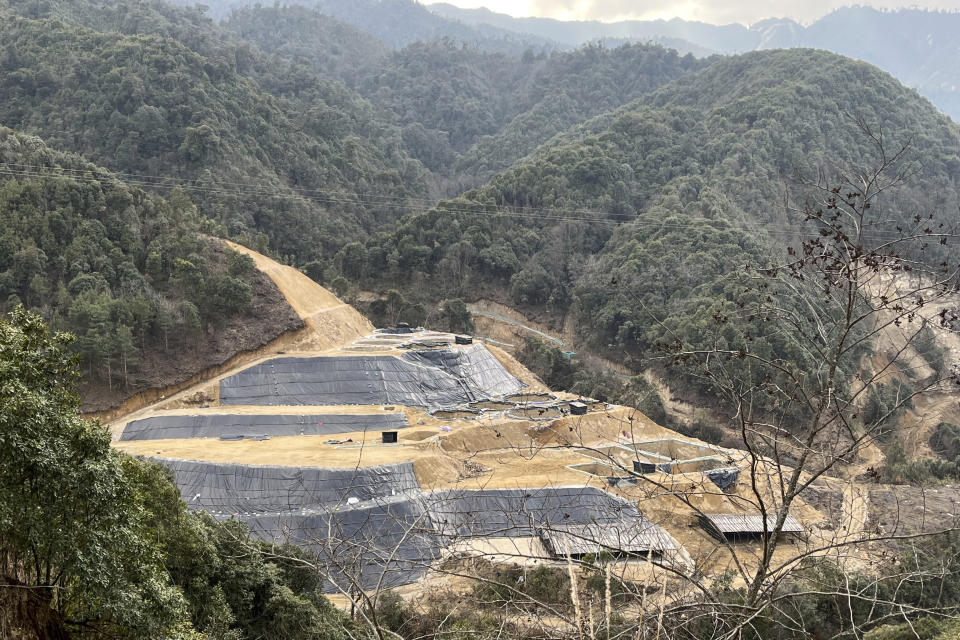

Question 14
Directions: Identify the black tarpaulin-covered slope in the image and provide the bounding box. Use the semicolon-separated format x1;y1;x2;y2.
150;454;676;592
238;487;667;592
424;487;648;538
120;412;409;441
218;344;525;408
246;498;438;591
151;458;420;514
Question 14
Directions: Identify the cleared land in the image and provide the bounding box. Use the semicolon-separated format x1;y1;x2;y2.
106;242;904;598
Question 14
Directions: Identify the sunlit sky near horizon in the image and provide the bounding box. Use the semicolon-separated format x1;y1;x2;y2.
426;1;960;26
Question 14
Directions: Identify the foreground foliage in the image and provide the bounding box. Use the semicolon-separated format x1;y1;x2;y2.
0;308;350;639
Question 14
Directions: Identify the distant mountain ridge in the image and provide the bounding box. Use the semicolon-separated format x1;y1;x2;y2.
172;0;560;55
428;4;960;120
176;0;960;119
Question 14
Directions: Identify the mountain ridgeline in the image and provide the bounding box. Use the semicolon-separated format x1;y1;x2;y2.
192;0;960;121
431;4;960;121
219;5;707;187
362;49;960;381
0;0;959;411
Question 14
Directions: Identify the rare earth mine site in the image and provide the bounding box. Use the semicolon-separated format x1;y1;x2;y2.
104;241;863;604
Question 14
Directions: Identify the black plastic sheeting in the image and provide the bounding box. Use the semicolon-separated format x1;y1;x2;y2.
423;487;649;538
219;344;525;408
246;497;439;592
151;455;671;593
246;488;659;592
151;458;420;514
120;412;409;441
704;467;740;491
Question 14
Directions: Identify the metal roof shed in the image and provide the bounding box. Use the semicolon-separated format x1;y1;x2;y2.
539;520;677;558
700;513;804;540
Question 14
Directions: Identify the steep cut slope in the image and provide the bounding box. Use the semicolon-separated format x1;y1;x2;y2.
224;240;373;350
92;241;372;423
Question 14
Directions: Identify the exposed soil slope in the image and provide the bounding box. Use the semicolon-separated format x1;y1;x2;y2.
88;241;372;423
225;240;374;350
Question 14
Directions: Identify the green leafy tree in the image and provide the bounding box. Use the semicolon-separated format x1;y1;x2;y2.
0;307;190;638
438;298;474;334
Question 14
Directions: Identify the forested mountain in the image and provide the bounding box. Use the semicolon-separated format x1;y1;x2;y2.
0;1;431;262
0;0;707;226
448;42;708;183
163;0;960;121
209;3;707;188
431;4;960;121
755;7;960;120
356;38;706;185
222;4;391;84
0;126;304;409
3;0;959;409
177;0;557;54
361;49;960;381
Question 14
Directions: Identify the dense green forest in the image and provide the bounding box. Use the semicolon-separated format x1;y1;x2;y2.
361;50;960;382
0;0;431;260
0;0;706;252
223;4;390;83
201;3;708;187
0;127;304;404
363;38;706;184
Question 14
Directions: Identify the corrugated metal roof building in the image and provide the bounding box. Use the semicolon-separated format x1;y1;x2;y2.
700;513;803;539
539;520;678;558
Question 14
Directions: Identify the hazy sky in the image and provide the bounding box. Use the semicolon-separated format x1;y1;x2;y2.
427;1;960;26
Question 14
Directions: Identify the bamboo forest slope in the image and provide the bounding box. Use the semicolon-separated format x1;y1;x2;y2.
363;49;960;370
0;9;430;261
